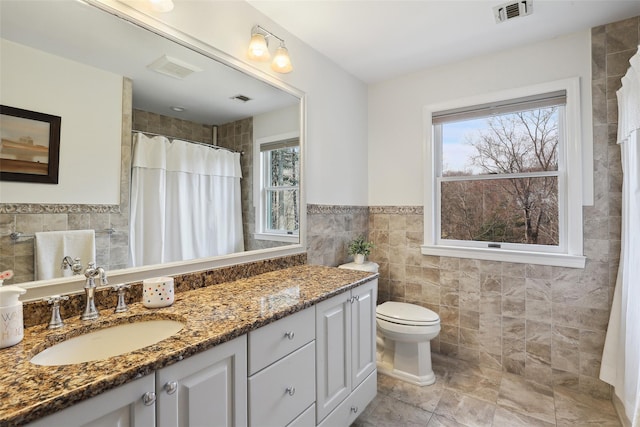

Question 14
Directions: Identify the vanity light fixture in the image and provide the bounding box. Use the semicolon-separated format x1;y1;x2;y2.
247;25;293;74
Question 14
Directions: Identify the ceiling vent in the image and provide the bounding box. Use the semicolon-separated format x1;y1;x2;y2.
493;0;533;23
231;94;252;103
147;55;202;79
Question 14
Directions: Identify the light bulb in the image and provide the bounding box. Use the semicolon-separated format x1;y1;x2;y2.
247;34;270;61
271;45;293;73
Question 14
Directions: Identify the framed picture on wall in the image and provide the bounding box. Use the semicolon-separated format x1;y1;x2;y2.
0;105;61;184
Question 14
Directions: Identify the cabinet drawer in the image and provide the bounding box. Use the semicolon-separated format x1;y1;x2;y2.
317;370;377;427
248;342;316;427
248;307;314;374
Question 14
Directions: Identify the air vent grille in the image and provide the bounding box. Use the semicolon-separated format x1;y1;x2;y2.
505;3;520;18
147;55;202;79
493;0;533;23
231;94;252;103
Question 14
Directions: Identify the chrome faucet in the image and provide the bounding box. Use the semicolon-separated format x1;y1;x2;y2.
81;262;108;321
61;256;83;276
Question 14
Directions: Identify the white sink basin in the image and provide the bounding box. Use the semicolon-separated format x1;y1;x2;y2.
30;320;184;366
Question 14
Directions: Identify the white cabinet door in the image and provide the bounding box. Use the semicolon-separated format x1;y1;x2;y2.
351;280;377;388
156;335;247;427
315;279;378;425
27;374;156;427
315;291;352;422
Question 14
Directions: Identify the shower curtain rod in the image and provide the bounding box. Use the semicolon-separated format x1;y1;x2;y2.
132;130;243;155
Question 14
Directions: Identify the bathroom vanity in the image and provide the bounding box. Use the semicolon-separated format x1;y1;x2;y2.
0;265;378;426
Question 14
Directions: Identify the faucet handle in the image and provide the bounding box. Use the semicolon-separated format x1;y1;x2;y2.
71;258;83;275
61;256;73;269
99;268;109;286
44;295;70;329
84;262;96;278
112;284;131;313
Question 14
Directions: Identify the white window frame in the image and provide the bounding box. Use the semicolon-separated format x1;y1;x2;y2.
254;131;300;243
422;78;586;268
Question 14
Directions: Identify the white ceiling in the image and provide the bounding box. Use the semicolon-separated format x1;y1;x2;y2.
248;0;640;84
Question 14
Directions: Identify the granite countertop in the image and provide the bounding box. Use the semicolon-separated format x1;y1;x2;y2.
0;265;377;426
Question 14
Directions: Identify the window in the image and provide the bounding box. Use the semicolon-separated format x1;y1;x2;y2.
423;79;585;268
255;134;300;242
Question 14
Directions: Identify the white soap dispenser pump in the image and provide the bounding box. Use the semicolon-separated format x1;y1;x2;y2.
0;270;27;349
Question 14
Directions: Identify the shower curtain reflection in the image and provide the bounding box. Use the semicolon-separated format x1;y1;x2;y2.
129;133;244;267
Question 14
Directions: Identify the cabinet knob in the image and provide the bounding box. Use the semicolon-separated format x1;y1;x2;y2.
350;406;359;413
165;381;178;395
284;331;295;340
142;391;156;406
285;386;296;396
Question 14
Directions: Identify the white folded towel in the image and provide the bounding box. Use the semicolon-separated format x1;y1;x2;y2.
34;230;96;280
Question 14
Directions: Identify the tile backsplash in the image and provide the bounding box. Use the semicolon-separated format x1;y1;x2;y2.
22;253;306;328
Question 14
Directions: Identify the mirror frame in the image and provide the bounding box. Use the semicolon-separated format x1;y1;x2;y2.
15;0;307;301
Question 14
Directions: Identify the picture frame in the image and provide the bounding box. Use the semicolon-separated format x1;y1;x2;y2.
0;105;61;184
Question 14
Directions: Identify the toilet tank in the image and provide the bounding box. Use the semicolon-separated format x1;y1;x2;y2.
338;261;379;273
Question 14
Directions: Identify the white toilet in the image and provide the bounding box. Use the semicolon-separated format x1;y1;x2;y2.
338;260;441;387
376;301;441;386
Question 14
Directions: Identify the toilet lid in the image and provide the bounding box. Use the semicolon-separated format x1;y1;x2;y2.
376;301;440;325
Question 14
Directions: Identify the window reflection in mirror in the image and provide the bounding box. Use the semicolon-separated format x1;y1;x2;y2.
256;134;300;244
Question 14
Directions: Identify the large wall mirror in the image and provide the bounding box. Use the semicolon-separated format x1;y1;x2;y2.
0;0;305;300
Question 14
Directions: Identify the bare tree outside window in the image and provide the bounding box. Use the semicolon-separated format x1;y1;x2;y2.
265;146;299;233
440;107;560;246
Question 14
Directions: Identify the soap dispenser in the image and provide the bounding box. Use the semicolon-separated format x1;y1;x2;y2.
0;271;27;349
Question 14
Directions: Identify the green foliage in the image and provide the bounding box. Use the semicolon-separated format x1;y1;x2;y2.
348;236;374;256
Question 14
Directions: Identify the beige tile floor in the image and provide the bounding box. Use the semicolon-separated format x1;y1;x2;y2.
353;353;622;427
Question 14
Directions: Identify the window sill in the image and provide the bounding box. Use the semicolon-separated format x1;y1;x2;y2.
420;244;586;269
254;232;299;243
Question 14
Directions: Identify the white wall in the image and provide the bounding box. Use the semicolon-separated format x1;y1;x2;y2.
253;104;299;140
118;0;369;206
0;39;122;204
368;30;593;206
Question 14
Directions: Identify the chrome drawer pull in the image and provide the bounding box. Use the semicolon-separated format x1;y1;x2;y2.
142;392;156;406
351;406;358;413
284;331;295;340
165;381;178;395
285;386;296;396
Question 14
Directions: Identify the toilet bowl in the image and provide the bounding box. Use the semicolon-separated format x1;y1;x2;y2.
376;301;440;386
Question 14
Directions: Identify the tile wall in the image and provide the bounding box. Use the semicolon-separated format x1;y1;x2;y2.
306;204;369;268
218;118;297;252
306;16;639;399
367;208;614;398
132;109;215;144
